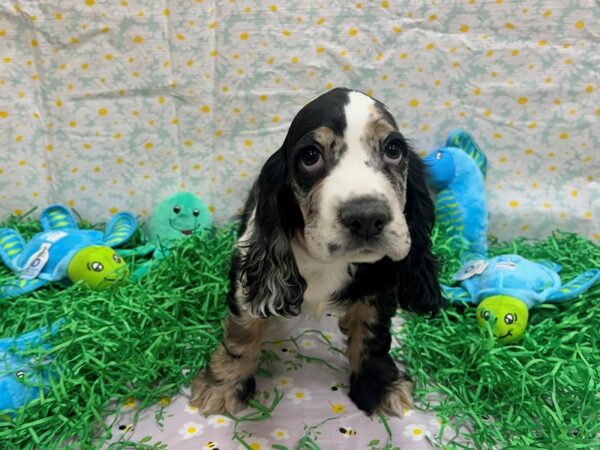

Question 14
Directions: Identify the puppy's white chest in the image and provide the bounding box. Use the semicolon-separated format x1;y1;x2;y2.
292;240;351;318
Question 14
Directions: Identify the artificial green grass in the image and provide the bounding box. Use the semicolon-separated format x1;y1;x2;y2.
394;229;600;449
1;211;599;449
0;212;235;449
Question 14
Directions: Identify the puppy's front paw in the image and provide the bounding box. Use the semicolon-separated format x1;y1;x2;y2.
378;376;414;417
190;370;256;415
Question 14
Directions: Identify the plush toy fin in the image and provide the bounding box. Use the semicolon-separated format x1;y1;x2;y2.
0;229;26;272
117;243;155;257
40;205;78;231
0;277;49;299
103;213;137;247
0;319;64;351
442;285;475;304
446;129;488;177
536;260;562;273
545;269;600;303
131;261;152;281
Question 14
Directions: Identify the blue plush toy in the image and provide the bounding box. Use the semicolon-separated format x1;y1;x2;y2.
0;320;64;413
425;130;600;343
424;129;488;259
444;255;600;343
0;205;136;298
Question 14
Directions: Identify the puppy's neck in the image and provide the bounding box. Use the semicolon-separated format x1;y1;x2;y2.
291;235;352;319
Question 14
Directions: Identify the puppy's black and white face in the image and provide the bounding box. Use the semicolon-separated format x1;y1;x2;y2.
285;88;411;264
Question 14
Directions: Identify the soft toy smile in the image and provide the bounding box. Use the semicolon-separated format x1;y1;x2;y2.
169;219;198;235
497;330;513;339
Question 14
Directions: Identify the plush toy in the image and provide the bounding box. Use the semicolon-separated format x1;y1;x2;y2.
425;130;600;343
444;255;600;343
0;205;136;298
424;129;488;259
0;319;64;413
119;192;211;279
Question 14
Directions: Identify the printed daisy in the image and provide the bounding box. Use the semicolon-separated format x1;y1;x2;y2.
179;421;205;439
286;387;312;404
274;375;294;389
270;428;290;440
208;415;232;428
300;338;316;349
237;437;271;450
331;402;346;414
184;403;199;414
322;332;335;343
123;397;138;409
403;424;431;441
403;407;415;417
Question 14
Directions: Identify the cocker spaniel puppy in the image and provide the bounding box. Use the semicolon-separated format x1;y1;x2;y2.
190;87;442;417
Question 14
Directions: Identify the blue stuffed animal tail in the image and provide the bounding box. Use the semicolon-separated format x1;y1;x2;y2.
545;269;600;303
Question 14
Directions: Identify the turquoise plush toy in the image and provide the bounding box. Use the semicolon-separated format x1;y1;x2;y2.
0;205;136;298
424;129;488;259
425;130;600;343
119;192;211;279
0;320;64;413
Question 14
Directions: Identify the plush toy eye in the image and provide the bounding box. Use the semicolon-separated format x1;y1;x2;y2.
481;310;490;321
113;254;122;264
435;151;443;160
15;370;25;379
91;261;104;272
504;313;515;324
173;205;182;214
299;146;325;172
192;208;200;217
383;140;404;165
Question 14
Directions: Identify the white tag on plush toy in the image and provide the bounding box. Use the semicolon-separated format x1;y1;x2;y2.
44;230;68;243
453;259;488;281
495;261;517;271
20;243;51;279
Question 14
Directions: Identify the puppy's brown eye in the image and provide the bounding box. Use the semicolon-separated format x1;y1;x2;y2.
300;146;324;172
383;140;403;165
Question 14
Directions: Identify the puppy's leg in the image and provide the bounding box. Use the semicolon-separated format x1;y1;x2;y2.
190;311;267;415
340;298;413;416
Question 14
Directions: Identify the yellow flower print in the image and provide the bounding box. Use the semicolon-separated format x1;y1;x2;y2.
331;403;346;413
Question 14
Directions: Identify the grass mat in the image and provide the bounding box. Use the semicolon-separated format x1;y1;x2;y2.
1;212;599;449
394;229;600;449
0;213;235;449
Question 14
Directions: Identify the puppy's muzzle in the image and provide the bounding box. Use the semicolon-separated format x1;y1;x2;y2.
339;196;391;241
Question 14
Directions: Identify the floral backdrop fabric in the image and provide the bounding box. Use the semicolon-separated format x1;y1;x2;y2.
0;0;598;243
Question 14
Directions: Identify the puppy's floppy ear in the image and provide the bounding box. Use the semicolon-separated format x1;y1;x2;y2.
239;148;306;318
396;149;444;315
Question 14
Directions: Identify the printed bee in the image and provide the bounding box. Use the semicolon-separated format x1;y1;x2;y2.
339;427;357;437
281;347;296;354
117;423;133;433
330;382;344;391
203;441;220;450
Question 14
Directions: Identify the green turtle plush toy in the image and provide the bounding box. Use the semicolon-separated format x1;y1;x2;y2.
119;192;211;279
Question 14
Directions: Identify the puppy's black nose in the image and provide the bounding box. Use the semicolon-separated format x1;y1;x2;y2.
339;197;391;240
